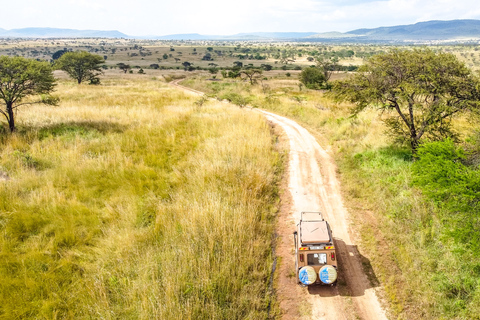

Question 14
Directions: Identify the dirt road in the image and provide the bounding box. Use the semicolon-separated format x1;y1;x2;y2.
171;80;388;320
260;111;387;320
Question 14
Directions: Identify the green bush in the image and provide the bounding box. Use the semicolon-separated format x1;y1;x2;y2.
220;92;251;108
412;139;480;317
299;67;325;89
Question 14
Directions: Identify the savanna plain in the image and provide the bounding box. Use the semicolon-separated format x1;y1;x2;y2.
1;39;480;320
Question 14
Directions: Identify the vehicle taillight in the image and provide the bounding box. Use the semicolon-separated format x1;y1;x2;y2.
331;252;335;261
299;254;304;262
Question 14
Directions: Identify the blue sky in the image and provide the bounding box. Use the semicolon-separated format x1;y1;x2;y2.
2;0;479;36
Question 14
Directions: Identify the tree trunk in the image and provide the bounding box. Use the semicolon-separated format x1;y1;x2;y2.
411;138;419;155
6;102;15;132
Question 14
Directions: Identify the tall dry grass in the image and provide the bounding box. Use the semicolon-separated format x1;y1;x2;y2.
181;75;480;319
0;77;282;319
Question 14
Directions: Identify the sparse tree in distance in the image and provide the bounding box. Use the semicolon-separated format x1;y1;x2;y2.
0;56;57;132
316;56;339;85
182;61;192;71
202;53;213;61
240;69;263;85
55;51;104;84
299;67;325;90
233;61;243;68
331;49;480;152
261;64;273;71
117;63;131;73
52;49;67;60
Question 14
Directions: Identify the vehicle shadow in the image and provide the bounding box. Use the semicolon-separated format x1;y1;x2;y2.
307;238;380;298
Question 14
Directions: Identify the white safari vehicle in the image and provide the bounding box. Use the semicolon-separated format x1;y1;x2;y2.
293;212;338;286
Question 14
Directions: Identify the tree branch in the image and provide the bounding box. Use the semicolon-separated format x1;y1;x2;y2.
0;108;9;122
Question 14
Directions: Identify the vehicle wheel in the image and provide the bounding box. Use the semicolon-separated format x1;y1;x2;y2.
299;266;317;286
319;265;337;285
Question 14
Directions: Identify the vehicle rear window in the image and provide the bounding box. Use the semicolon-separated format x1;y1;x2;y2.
307;253;327;265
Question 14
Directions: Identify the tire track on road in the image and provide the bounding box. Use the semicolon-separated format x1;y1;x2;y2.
171;80;388;320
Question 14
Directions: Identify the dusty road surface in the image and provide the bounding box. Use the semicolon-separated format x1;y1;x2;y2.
260;111;387;320
171;81;388;320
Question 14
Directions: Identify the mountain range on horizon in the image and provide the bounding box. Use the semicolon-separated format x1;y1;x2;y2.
0;27;128;39
1;20;480;42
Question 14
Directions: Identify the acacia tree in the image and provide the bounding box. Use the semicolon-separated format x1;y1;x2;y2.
117;63;131;73
55;51;104;84
0;56;57;132
299;67;325;89
240;68;263;85
182;61;192;71
331;49;480;152
316;56;339;85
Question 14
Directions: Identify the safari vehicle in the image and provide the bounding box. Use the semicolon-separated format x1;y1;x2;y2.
293;212;337;286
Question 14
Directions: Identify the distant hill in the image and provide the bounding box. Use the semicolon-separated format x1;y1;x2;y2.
345;19;480;40
155;20;480;42
0;27;128;38
1;20;480;41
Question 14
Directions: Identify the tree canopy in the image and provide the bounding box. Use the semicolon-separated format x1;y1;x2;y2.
55;51;104;84
240;69;263;85
52;49;67;60
0;56;57;132
117;63;131;73
331;48;480;152
315;56;339;85
299;67;325;90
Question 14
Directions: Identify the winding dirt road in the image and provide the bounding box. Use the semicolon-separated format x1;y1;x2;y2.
171;80;388;320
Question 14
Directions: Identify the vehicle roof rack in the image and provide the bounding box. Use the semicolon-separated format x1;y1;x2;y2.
300;211;324;222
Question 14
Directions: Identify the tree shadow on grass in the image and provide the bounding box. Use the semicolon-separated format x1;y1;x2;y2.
307;238;381;298
0;121;128;141
36;121;128;140
378;145;413;162
0;121;128;143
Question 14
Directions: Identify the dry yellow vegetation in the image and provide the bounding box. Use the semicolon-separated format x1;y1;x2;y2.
182;74;480;319
0;77;282;319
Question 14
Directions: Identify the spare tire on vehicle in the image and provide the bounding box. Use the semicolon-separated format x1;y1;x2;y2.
319;265;337;284
299;266;317;285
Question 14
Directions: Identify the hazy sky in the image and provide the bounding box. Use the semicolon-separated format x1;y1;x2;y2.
1;0;480;36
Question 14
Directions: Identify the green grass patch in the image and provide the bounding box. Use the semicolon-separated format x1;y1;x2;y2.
0;79;282;319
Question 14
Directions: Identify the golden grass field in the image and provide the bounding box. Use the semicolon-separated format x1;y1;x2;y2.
0;76;283;319
2;40;480;319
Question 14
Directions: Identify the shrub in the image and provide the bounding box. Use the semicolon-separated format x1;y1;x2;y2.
299;67;325;89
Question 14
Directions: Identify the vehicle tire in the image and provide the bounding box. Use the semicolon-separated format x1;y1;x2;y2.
298;266;317;285
319;265;337;285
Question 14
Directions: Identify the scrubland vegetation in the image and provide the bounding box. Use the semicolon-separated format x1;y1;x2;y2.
0;77;282;319
4;38;480;73
182;68;480;319
2;39;480;319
